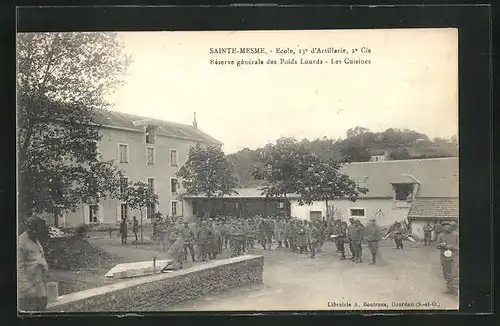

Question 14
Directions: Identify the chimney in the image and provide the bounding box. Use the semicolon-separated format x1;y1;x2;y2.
193;112;198;129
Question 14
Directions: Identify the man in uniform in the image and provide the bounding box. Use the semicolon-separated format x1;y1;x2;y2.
132;216;139;242
347;218;356;260
274;217;284;248
317;219;326;252
436;221;459;295
119;218;128;245
258;218;268;250
433;220;443;242
180;222;195;262
308;220;320;258
393;222;405;250
336;220;348;260
364;217;382;265
18;216;50;312
283;218;292;249
297;221;308;254
351;219;364;263
195;220;211;262
423;221;434;246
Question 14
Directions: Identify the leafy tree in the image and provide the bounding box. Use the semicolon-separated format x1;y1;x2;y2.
176;145;238;217
251;138;312;216
300;157;368;218
118;181;159;241
17;32;131;228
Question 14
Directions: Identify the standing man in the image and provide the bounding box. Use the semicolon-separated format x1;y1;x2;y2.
258;218;268;250
423;221;434;246
436;221;459;295
351;219;364;263
119;218;128;245
434;220;443;243
347;218;356;260
180;222;196;262
18;216;49;312
308;220;320;258
132;216;139;242
283;218;291;249
393;222;405;250
196;220;211;262
297;221;308;254
336;220;348;260
364;217;382;265
317;219;326;253
275;217;284;249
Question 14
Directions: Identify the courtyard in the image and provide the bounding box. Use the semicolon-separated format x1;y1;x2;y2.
49;231;459;311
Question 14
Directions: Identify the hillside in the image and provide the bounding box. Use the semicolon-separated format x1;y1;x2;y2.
226;127;458;188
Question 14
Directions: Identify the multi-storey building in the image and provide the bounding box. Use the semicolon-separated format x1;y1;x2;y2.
56;109;221;227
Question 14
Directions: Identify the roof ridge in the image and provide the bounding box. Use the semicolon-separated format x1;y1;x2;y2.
344;157;458;165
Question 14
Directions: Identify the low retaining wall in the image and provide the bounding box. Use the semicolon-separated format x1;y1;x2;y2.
47;254;263;312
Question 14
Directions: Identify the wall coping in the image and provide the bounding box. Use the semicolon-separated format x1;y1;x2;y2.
47;255;263;309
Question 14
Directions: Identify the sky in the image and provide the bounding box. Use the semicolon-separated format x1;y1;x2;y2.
105;29;458;154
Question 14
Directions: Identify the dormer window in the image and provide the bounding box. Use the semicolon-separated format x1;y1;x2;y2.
394;184;414;201
146;125;156;144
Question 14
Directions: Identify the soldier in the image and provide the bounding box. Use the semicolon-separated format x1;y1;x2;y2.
423;221;434;246
347;218;356;260
196;220;211;262
283;218;292;249
436;221;459;295
275;217;284;248
265;218;274;249
393;222;405;250
18;216;50;312
297;221;308;254
317;219;326;252
119;218;128;245
180;222;195;262
258;218;268;250
132;216;139;242
433;220;443;242
247;219;257;250
207;219;218;259
364;217;382;265
228;221;243;257
308;220;320;258
335;220;348;260
351;219;364;263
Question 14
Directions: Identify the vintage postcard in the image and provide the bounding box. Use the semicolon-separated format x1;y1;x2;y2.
17;28;459;313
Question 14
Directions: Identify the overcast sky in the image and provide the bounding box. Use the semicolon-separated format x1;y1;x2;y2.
105;29;458;154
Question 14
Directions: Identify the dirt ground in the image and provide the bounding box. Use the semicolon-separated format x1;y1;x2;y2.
49;233;459;310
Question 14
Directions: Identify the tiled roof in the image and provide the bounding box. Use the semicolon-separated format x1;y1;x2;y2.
93;109;222;145
407;198;459;219
339;157;458;198
183;158;459;200
389;174;421;184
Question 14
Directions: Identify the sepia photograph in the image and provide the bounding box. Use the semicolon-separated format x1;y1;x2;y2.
17;28;459;313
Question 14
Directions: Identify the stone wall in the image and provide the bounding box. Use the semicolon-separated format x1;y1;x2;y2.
46;255;263;312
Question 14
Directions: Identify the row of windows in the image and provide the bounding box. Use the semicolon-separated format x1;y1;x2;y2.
118;144;178;166
119;201;179;220
119;177;179;196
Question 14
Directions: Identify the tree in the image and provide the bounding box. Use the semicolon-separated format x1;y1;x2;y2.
300;157;368;219
119;181;159;241
251;137;312;216
176;145;238;217
17;32;131;228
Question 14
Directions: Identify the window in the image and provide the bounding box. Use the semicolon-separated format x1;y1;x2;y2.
170;149;178;166
170;178;179;195
147;203;155;219
349;208;365;217
146;147;155;165
394;184;414;201
120;203;128;220
147;178;155;192
171;201;178;216
89;205;99;223
120;177;128;195
118;144;129;163
145;125;156;144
